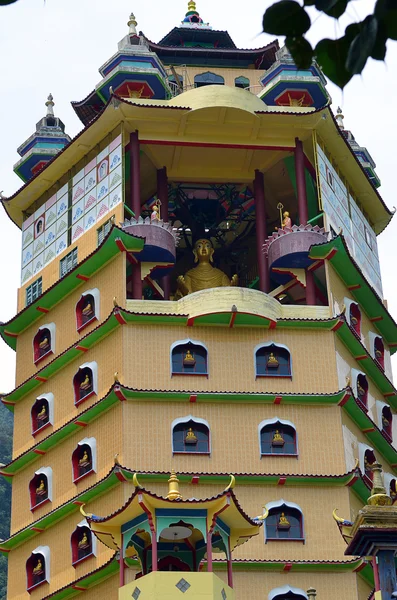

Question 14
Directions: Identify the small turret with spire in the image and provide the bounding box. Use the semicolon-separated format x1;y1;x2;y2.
13;94;71;183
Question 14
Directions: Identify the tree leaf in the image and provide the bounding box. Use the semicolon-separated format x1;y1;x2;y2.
346;15;378;74
303;0;316;5
371;21;388;60
315;0;339;12
263;1;311;36
0;0;18;4
286;36;314;68
375;0;397;40
323;0;348;18
315;37;353;88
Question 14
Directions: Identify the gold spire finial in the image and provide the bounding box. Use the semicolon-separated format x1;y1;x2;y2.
45;93;55;117
367;462;393;506
167;470;182;501
188;0;197;11
128;12;138;35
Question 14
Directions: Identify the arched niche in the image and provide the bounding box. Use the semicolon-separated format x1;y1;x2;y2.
26;546;50;592
369;331;385;370
255;342;292;378
71;520;96;566
351;368;368;410
258;417;298;457
76;288;100;332
264;500;304;542
171;415;211;454
72;437;97;482
33;323;56;364
269;585;308;600
31;393;54;435
73;361;98;406
344;298;361;337
358;443;376;485
170;339;208;376
29;467;52;511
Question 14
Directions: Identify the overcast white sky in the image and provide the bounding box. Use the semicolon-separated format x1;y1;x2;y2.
0;0;396;393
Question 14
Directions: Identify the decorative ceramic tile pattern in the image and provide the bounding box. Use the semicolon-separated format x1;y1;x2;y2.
131;587;141;599
20;134;123;284
316;144;382;297
176;578;191;593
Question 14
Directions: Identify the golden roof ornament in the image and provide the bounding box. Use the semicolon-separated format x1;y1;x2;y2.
367;462;393;506
128;12;138;35
167;470;183;501
45;93;55;117
188;0;197;11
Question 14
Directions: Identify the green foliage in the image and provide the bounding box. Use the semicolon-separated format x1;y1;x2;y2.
0;0;18;4
262;0;397;88
0;404;13;600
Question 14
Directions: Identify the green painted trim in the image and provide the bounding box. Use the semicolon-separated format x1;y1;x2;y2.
309;236;397;353
0;227;144;350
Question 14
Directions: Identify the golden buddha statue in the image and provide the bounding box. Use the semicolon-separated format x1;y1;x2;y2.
375;348;383;359
272;430;285;447
78;532;89;549
36;479;46;495
278;512;291;529
357;380;366;397
80;374;91;391
37;404;47;421
350;314;358;326
176;239;238;297
282;211;292;229
382;413;390;429
185;428;198;445
183;349;196;366
82;301;93;317
32;559;43;575
267;352;279;368
79;450;90;466
39;336;49;350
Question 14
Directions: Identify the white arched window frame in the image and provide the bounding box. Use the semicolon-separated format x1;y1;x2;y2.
170;339;209;376
269;585;308;600
171;415;211;454
344;298;361;333
358;443;375;475
27;546;50;588
71;519;97;558
33;323;56;357
31;393;54;435
369;331;381;359
76;437;97;472
263;499;304;542
74;361;98;396
254;341;293;378
351;368;368;402
34;467;53;502
383;472;396;494
257;417;298;458
75;288;100;330
376;400;390;431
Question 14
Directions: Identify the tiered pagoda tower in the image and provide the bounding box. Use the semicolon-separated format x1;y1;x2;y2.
1;4;396;600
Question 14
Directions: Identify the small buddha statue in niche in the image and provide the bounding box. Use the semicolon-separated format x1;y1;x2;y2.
357;380;366;398
375;347;383;359
185;428;198;445
80;373;92;392
82;300;93;317
267;352;279;368
36;479;46;496
183;349;196;366
78;532;89;549
37;404;48;422
32;559;43;575
282;211;292;229
39;336;50;350
272;430;285;447
176;239;238;297
350;314;358;327
277;512;291;529
79;450;90;467
382;413;390;429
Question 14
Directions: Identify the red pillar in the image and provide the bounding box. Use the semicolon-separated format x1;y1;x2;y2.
295;138;308;225
129;131;141;219
151;531;158;572
157;167;171;300
206;533;213;572
227;538;233;588
373;556;380;592
119;534;125;587
306;269;316;306
254;170;270;293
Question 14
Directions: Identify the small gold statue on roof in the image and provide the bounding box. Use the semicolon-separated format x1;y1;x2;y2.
167;470;183;501
282;211;292;229
151;199;161;222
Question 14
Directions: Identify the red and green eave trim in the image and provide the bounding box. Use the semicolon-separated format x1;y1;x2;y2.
0;225;145;352
0;462;371;556
309;234;397;354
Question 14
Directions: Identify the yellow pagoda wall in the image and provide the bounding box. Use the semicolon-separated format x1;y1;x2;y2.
121;325;339;394
12;328;123;459
14;253;125;386
326;263;393;381
120;401;346;476
6;492;119;600
10;402;123;534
